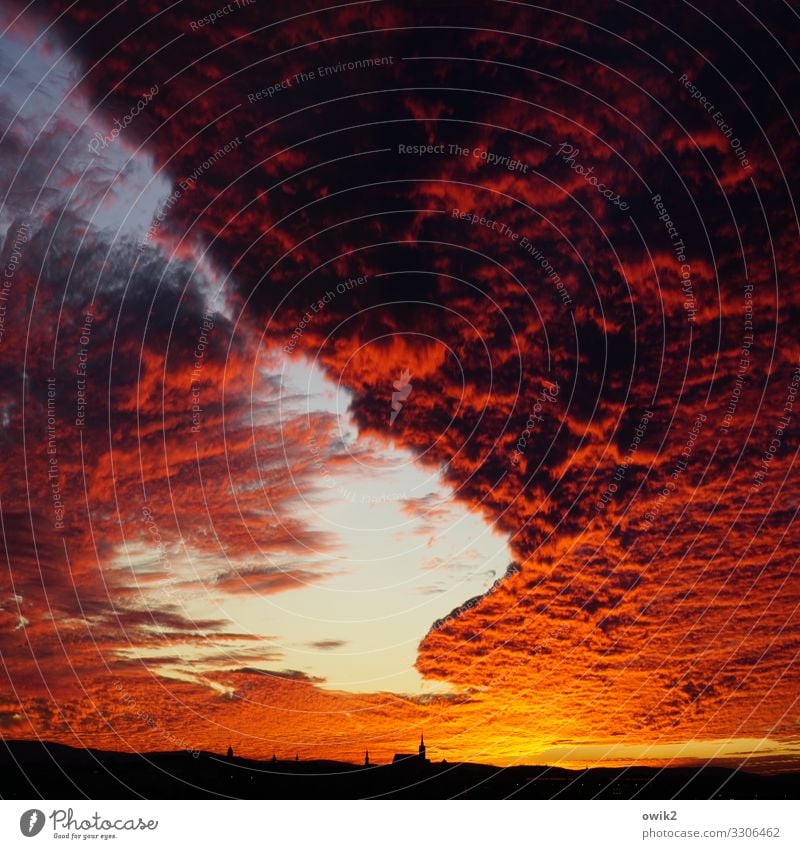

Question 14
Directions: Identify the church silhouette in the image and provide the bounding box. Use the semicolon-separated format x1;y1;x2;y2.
391;734;430;767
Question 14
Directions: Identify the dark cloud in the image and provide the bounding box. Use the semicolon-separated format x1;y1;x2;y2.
307;639;348;651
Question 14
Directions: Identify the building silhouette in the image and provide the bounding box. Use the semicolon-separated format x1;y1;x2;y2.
392;734;430;767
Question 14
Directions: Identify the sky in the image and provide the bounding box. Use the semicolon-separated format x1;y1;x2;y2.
0;0;799;772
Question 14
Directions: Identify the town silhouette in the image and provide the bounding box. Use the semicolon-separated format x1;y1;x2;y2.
1;738;796;800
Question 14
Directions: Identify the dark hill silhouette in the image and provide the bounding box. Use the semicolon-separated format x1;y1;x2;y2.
1;740;796;800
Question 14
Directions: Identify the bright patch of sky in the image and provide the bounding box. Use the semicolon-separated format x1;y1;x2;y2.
123;356;513;696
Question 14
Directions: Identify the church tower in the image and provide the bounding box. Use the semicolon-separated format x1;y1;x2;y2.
364;750;370;766
418;734;426;760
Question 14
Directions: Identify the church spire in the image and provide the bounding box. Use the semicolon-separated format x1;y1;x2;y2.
419;734;426;760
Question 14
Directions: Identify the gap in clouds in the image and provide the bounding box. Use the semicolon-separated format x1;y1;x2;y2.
146;354;516;695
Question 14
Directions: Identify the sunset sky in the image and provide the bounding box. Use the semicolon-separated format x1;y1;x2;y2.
1;0;799;772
